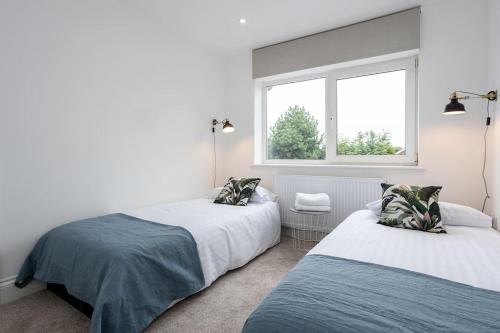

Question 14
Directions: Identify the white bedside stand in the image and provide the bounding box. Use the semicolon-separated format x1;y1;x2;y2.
289;207;331;250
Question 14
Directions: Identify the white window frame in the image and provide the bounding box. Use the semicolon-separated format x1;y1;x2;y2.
259;55;418;166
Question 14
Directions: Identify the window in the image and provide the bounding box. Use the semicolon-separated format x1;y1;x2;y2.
259;57;417;165
265;78;326;160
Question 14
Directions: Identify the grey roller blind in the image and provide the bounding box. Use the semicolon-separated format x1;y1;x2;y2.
252;7;420;79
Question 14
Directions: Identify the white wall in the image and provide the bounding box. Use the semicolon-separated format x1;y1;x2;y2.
0;0;225;301
220;0;491;212
488;0;500;223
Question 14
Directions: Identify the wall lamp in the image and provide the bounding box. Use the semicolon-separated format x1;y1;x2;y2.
211;118;235;188
212;118;235;133
443;89;497;212
444;90;497;119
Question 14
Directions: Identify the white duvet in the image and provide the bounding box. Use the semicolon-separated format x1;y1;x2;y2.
309;210;500;292
125;198;281;288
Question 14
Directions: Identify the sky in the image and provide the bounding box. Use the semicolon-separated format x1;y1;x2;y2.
266;70;406;149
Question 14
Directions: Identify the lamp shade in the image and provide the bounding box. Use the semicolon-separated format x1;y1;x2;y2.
443;97;465;115
222;120;235;133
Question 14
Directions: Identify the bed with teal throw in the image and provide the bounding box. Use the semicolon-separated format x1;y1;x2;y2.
15;213;205;333
243;254;500;333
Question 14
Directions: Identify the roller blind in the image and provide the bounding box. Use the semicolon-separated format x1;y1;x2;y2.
252;7;420;79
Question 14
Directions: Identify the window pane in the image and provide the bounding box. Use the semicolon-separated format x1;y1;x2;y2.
337;70;406;156
266;78;326;160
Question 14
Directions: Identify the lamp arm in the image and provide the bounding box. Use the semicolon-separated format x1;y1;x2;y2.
452;90;497;101
454;90;484;97
212;118;230;126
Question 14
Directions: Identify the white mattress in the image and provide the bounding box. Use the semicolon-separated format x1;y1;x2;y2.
125;198;281;288
309;210;500;292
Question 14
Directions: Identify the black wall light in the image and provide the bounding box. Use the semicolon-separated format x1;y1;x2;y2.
443;90;497;212
212;118;235;187
444;90;497;118
212;118;235;133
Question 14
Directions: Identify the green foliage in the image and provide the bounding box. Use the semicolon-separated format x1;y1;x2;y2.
337;130;401;155
268;106;325;159
267;108;400;159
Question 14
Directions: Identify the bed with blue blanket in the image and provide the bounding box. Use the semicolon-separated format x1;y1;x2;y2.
16;198;281;333
243;210;500;333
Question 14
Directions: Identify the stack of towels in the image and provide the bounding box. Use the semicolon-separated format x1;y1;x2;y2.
294;193;331;212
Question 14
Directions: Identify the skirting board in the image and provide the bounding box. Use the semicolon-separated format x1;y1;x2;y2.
0;276;46;304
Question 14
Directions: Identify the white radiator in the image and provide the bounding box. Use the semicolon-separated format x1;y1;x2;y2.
273;175;385;231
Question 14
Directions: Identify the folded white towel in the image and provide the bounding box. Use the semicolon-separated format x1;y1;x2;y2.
295;192;330;207
294;203;331;212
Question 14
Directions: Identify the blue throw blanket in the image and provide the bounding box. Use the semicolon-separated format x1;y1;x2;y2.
15;213;205;333
243;255;500;333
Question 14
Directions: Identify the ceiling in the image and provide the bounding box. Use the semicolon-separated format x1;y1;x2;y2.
141;0;428;57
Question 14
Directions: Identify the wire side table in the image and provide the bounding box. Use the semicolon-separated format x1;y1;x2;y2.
289;207;331;250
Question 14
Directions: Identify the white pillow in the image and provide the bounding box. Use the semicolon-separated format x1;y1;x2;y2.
365;199;492;228
440;202;492;228
366;199;382;216
251;186;278;203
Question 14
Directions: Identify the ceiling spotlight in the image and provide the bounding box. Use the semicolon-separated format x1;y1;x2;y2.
239;18;246;24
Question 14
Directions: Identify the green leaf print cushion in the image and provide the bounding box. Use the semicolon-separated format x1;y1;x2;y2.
214;177;261;206
378;183;445;233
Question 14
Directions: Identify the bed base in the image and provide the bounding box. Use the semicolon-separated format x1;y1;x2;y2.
47;283;94;318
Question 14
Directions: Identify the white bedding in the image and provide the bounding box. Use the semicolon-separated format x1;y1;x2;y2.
309;210;500;292
125;198;281;288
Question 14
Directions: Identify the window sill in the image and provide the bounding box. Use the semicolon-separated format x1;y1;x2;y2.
251;163;424;171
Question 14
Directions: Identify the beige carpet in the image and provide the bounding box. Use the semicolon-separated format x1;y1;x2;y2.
0;237;305;333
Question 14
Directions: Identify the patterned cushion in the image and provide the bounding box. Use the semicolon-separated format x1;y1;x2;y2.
214;177;261;206
378;183;445;233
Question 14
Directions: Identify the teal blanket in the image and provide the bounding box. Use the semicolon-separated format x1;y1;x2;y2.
243;255;500;333
16;213;205;333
